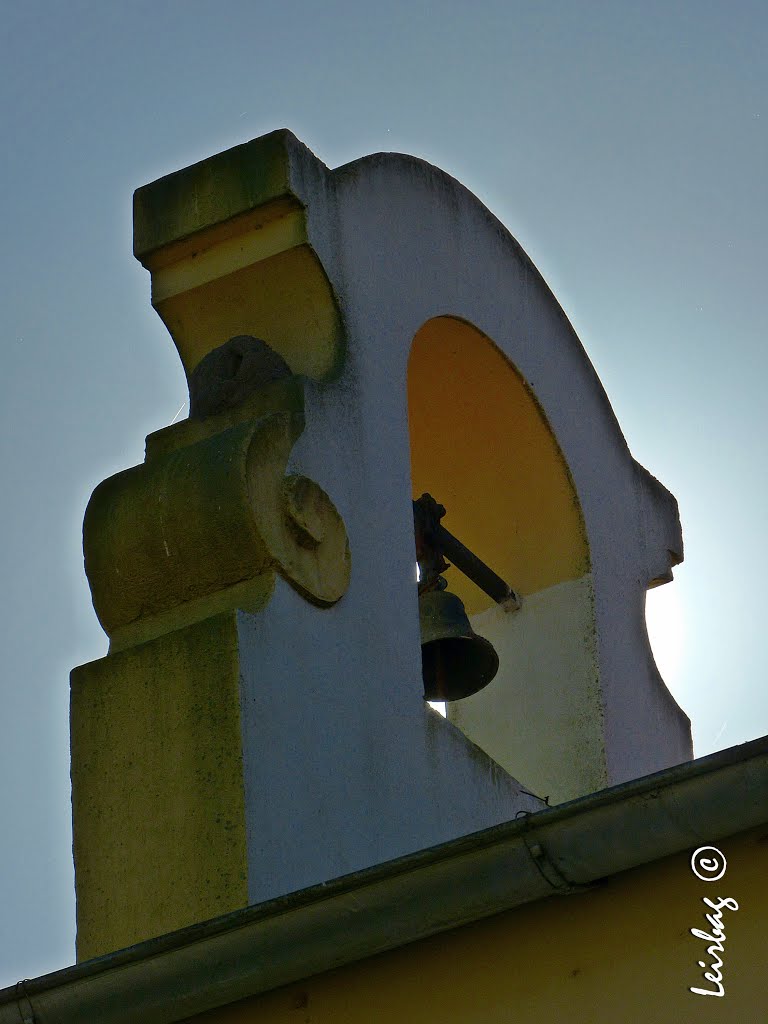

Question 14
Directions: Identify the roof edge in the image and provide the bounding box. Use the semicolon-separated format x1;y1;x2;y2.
2;735;767;1023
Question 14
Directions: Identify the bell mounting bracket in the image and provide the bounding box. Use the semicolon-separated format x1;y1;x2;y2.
412;494;520;610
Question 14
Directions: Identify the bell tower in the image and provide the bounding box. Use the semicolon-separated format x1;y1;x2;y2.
70;129;690;962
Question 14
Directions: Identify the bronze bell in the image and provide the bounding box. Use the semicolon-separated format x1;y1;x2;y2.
419;588;499;701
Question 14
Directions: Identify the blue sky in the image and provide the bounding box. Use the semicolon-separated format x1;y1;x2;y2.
1;0;766;987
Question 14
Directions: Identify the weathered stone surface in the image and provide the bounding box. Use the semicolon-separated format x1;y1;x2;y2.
189;335;292;419
83;409;351;650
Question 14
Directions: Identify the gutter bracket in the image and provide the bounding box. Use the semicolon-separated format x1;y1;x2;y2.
13;983;35;1024
523;838;591;894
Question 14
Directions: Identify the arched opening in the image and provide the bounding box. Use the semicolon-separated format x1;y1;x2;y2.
408;317;589;608
407;317;602;802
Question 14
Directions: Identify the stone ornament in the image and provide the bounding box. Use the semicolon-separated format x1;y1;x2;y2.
83;337;351;652
189;334;293;419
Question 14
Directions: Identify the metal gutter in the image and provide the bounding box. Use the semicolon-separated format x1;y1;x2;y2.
2;734;767;1024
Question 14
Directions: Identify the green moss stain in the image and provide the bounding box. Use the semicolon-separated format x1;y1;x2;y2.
133;130;297;261
71;614;248;961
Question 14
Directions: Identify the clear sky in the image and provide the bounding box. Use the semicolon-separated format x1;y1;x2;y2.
1;0;766;988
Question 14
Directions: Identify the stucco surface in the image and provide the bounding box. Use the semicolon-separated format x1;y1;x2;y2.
236;582;543;906
279;132;691;785
451;576;605;804
70;614;249;961
72;130;693;950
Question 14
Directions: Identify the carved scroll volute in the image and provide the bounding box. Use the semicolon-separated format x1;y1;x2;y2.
245;412;351;608
83;339;350;650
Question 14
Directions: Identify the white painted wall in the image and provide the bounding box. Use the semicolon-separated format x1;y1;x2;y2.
232;132;692;897
452;577;603;805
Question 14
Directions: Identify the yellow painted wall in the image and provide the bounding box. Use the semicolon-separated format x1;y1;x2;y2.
408;316;589;615
182;825;765;1024
155;239;344;382
134;129;346;384
71;614;249;961
408;317;603;801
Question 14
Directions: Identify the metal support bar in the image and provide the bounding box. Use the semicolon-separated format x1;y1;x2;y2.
412;494;520;609
435;523;518;606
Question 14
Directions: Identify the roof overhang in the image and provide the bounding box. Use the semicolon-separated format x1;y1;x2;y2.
2;735;767;1024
